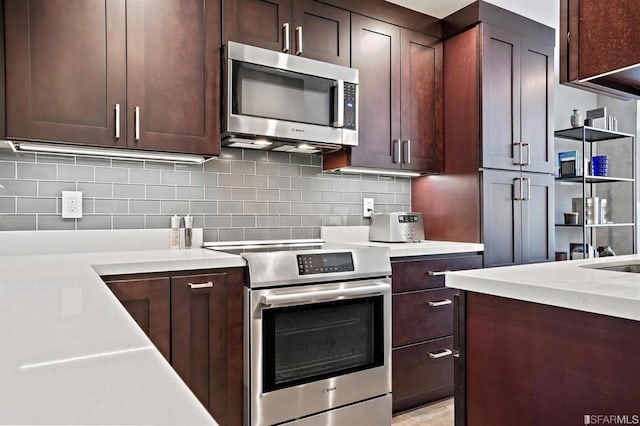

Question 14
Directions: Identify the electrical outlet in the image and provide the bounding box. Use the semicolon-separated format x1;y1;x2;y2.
363;198;374;218
62;191;83;219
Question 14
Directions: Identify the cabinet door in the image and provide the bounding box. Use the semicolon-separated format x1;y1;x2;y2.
521;172;554;264
350;14;401;169
104;277;171;360
400;29;443;172
126;0;220;155
224;0;292;52
481;24;521;171
292;0;350;66
171;270;244;426
482;169;523;267
521;37;554;174
4;0;126;147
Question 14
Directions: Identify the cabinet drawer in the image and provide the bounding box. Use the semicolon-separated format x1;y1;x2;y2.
392;254;482;292
393;288;458;346
392;336;454;413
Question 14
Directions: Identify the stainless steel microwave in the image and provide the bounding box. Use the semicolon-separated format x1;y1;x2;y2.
223;41;358;152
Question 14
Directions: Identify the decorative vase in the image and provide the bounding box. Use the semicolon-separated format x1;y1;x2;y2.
570;109;582;127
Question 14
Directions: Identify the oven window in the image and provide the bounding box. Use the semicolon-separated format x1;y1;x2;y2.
232;61;334;126
262;296;384;393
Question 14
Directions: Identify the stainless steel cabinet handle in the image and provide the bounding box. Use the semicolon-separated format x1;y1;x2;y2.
282;23;290;53
392;140;401;163
522;142;531;165
403;139;411;164
427;270;449;276
188;281;213;289
513;142;523;165
524;177;531;201
134;106;140;141
427;299;452;307
114;104;120;139
295;26;302;55
428;349;453;359
513;177;524;201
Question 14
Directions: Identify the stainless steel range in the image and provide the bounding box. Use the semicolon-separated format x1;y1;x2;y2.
204;239;392;426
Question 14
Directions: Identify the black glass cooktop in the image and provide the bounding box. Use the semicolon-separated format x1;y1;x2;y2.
208;244;324;255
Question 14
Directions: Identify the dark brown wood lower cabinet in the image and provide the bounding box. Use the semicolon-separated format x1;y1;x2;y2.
104;276;171;360
392;336;454;413
463;292;640;425
171;270;243;426
102;268;244;426
391;254;482;415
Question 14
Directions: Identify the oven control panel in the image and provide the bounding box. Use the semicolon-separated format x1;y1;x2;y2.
297;252;354;275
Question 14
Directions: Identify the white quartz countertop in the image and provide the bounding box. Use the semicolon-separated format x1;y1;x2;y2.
320;226;484;257
0;240;245;425
446;255;640;321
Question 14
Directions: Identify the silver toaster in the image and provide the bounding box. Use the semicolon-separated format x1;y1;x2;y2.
369;212;425;243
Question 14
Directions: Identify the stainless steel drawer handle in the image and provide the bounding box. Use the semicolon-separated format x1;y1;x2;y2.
188;281;213;289
428;349;453;359
427;299;452;307
427;270;449;276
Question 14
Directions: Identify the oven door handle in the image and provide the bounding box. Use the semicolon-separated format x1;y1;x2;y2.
260;284;387;307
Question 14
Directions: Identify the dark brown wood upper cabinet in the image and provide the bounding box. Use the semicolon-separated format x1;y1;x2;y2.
126;0;220;155
4;0;127;147
349;14;401;170
400;28;442;172
561;0;640;99
224;0;349;66
481;24;553;175
323;15;442;174
4;0;219;156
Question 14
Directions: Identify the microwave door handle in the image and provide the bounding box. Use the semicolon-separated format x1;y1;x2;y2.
260;283;387;307
332;80;344;128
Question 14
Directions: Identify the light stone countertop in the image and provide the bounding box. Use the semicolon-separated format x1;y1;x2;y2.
0;231;245;425
446;255;640;321
320;226;484;257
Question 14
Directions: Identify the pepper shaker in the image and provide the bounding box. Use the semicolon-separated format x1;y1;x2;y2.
183;215;193;249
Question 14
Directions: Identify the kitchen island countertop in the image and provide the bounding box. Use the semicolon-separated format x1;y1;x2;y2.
447;254;640;321
0;245;244;425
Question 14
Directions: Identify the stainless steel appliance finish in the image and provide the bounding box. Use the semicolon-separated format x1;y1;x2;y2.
369;212;425;242
204;240;392;426
223;42;359;151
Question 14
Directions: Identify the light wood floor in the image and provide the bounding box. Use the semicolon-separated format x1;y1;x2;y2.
392;398;454;426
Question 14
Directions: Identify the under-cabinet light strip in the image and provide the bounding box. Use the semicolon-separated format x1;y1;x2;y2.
13;141;209;164
333;166;421;178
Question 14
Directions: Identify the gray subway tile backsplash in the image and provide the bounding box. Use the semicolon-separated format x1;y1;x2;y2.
58;165;94;182
17;163;57;180
0;161;16;178
0;147;410;238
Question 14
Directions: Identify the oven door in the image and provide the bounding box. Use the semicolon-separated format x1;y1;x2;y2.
246;278;391;426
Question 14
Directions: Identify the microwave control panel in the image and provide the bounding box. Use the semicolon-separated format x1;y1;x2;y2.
344;83;357;130
297;252;354;275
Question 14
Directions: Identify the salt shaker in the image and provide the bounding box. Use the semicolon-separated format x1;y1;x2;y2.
170;215;181;250
183;215;193;249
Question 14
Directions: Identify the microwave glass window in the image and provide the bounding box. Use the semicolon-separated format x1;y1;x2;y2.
232;61;334;126
262;296;384;392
